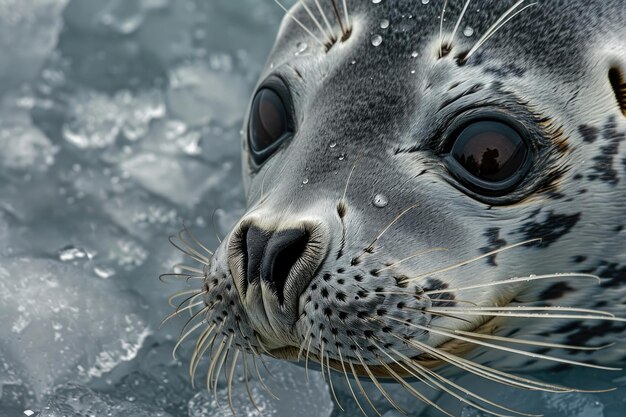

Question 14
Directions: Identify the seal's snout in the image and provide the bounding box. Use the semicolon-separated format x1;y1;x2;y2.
245;226;312;305
228;216;330;332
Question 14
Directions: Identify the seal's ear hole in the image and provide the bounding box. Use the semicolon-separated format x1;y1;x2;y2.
608;65;626;117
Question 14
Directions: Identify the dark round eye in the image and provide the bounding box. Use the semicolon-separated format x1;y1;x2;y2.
248;83;293;164
447;120;531;195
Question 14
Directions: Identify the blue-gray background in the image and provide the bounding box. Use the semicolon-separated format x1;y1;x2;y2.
0;1;623;416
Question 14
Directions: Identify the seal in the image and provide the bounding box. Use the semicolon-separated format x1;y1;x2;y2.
164;0;626;415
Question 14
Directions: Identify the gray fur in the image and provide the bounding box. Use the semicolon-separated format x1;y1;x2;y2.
188;0;626;394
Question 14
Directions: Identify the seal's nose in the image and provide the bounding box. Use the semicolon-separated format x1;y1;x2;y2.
246;226;310;304
229;220;328;311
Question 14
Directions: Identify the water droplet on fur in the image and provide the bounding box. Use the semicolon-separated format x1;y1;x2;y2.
373;194;389;208
302;178;309;185
329;142;337;148
380;19;390;29
411;51;419;58
463;26;474;37
421;0;429;4
295;42;308;55
372;0;382;3
371;35;383;47
351;60;357;65
338;154;346;161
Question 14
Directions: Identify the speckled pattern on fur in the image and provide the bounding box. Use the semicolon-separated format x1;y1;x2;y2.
166;0;626;414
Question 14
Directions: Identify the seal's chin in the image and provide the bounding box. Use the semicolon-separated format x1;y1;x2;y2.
267;316;502;379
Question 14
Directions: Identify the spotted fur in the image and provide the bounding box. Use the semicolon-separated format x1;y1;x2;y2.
165;0;626;414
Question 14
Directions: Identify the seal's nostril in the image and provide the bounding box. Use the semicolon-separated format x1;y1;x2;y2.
241;225;314;306
261;229;310;305
230;220;328;313
244;226;271;287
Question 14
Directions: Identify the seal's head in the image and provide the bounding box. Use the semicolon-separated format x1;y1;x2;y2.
168;0;626;413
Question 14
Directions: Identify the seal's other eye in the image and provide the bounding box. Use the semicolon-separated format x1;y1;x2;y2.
445;120;531;196
248;79;293;164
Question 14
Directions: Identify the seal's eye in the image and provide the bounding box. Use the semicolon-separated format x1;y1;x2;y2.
248;80;293;165
446;120;531;195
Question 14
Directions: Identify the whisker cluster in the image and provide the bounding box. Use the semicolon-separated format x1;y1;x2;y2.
435;0;536;63
316;227;622;416
461;0;537;62
272;0;352;50
161;212;623;417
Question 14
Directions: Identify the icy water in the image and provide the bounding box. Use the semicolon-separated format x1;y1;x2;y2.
0;1;625;416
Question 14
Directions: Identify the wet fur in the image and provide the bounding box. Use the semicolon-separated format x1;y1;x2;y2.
165;0;626;415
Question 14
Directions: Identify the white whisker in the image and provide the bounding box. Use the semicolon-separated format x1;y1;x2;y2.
330;0;347;37
227;349;240;416
391;347;540;417
326;354;344;411
448;0;472;46
173;264;205;275
190;324;217;384
348;360;382;416
427;310;626;322
384;315;622;371
451;328;613;352
422;273;602;295
465;1;537;60
160;302;206;327
173;319;207;359
298;323;315;361
182;224;214;256
389;330;575;393
319;340;327;383
438;0;449;57
404;330;613;394
314;0;336;40
370;343;454;417
376;247;449;273
342;0;350;29
177;229;212;263
355;204;420;262
342;157;360;202
206;337;225;390
273;0;326;47
169;235;209;265
337;348;368;417
242;352;263;414
168;289;203;310
371;318;579;394
355;351;405;414
250;351;279;400
298;0;332;44
407;239;541;282
428;306;615;317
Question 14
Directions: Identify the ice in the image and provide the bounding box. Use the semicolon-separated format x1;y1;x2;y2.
0;119;57;172
166;63;250;127
62;89;165;149
38;384;173;417
187;358;333;417
459;392;605;417
0;0;69;91
120;152;227;207
0;258;149;397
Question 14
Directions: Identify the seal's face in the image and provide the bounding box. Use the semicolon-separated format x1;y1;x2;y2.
168;0;626;412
